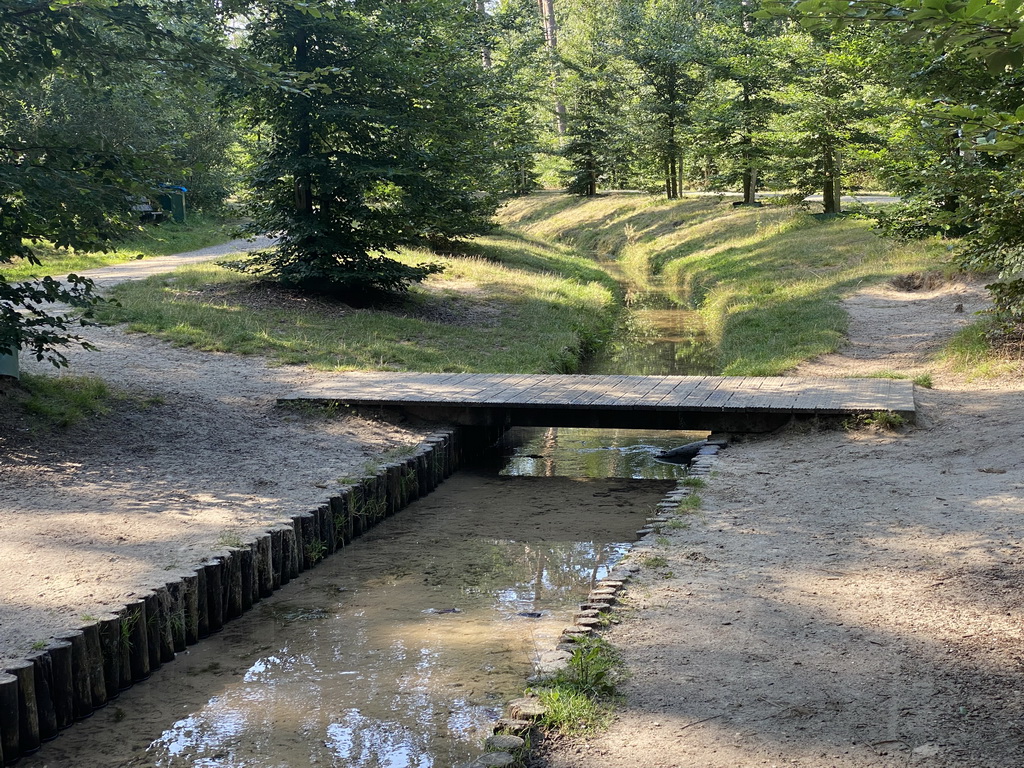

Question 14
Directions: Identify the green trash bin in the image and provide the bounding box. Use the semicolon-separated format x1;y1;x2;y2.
157;185;187;224
0;347;19;380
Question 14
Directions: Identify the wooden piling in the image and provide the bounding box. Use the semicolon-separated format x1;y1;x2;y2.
182;572;200;645
294;514;311;571
166;581;187;653
225;550;244;620
256;534;273;597
78;620;106;709
282;525;299;580
240;545;255;611
6;660;38;755
53;631;90;721
42;641;73;730
142;593;161;673
154;587;176;663
97;614;122;698
269;527;284;588
319;504;335;555
0;672;18;763
124;600;149;682
25;651;56;741
194;566;210;639
203;560;224;634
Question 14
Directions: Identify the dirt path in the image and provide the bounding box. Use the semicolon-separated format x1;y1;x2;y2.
0;241;426;662
539;279;1024;767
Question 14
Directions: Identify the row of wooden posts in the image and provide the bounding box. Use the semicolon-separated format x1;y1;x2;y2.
0;429;461;765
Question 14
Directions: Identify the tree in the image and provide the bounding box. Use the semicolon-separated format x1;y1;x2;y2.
761;0;1024;319
768;29;888;213
0;0;234;364
228;0;500;295
615;0;704;198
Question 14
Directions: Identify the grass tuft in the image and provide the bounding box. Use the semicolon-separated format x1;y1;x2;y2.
531;636;621;735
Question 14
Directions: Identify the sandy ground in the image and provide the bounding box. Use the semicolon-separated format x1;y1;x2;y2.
538;279;1024;767
0;240;427;663
4;249;1024;767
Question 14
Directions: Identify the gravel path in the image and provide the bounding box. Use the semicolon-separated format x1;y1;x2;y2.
0;240;426;662
539;279;1024;768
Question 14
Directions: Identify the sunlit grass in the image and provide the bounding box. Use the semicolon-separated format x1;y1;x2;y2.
99;243;616;373
0;215;238;281
938;319;1023;378
500;192;950;376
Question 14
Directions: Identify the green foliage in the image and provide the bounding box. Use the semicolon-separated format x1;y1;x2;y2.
0;0;237;363
232;0;501;296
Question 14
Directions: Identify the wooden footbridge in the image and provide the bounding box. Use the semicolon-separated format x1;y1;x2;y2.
280;373;916;432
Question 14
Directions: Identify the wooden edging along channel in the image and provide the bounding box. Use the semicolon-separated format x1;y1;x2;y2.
0;429;463;765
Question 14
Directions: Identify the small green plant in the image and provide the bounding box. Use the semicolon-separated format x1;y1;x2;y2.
679;476;706;488
666;518;691;530
913;372;934;389
112;707;126;723
216;530;244;549
81;614;97;622
30;640;47;651
530;637;622;735
120;611;139;651
676;493;703;513
844;410;907;431
306;539;327;564
655;535;671;547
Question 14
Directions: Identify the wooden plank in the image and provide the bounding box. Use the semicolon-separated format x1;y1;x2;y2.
587;375;641;406
478;374;551;404
608;375;667;407
630;375;689;406
650;376;707;408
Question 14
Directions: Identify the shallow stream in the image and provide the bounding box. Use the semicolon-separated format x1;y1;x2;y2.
22;234;717;767
22;473;673;768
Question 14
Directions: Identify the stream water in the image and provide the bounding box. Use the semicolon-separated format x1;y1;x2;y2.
22;237;714;767
22;474;673;768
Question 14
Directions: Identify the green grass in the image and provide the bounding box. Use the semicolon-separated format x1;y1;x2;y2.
499;192;949;376
531;636;621;735
939;318;1022;378
5;372;114;428
98;242;616;374
0;215;238;280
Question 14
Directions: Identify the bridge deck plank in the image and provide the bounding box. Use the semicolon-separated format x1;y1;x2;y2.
280;373;915;426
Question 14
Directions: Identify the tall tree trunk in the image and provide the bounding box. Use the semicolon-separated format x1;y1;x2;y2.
740;85;757;204
822;140;840;214
293;27;314;220
476;0;492;68
538;0;566;134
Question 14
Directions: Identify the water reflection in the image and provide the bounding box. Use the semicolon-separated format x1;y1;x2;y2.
25;475;673;768
499;427;708;479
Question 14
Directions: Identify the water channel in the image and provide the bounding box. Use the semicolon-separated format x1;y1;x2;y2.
21;241;714;768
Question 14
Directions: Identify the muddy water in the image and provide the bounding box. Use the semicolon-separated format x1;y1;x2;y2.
23;473;672;768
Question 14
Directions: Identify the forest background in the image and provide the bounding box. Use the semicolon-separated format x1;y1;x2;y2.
4;0;1024;366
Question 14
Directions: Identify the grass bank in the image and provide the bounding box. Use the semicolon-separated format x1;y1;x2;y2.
0;215;237;281
98;238;617;374
499;192;950;376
